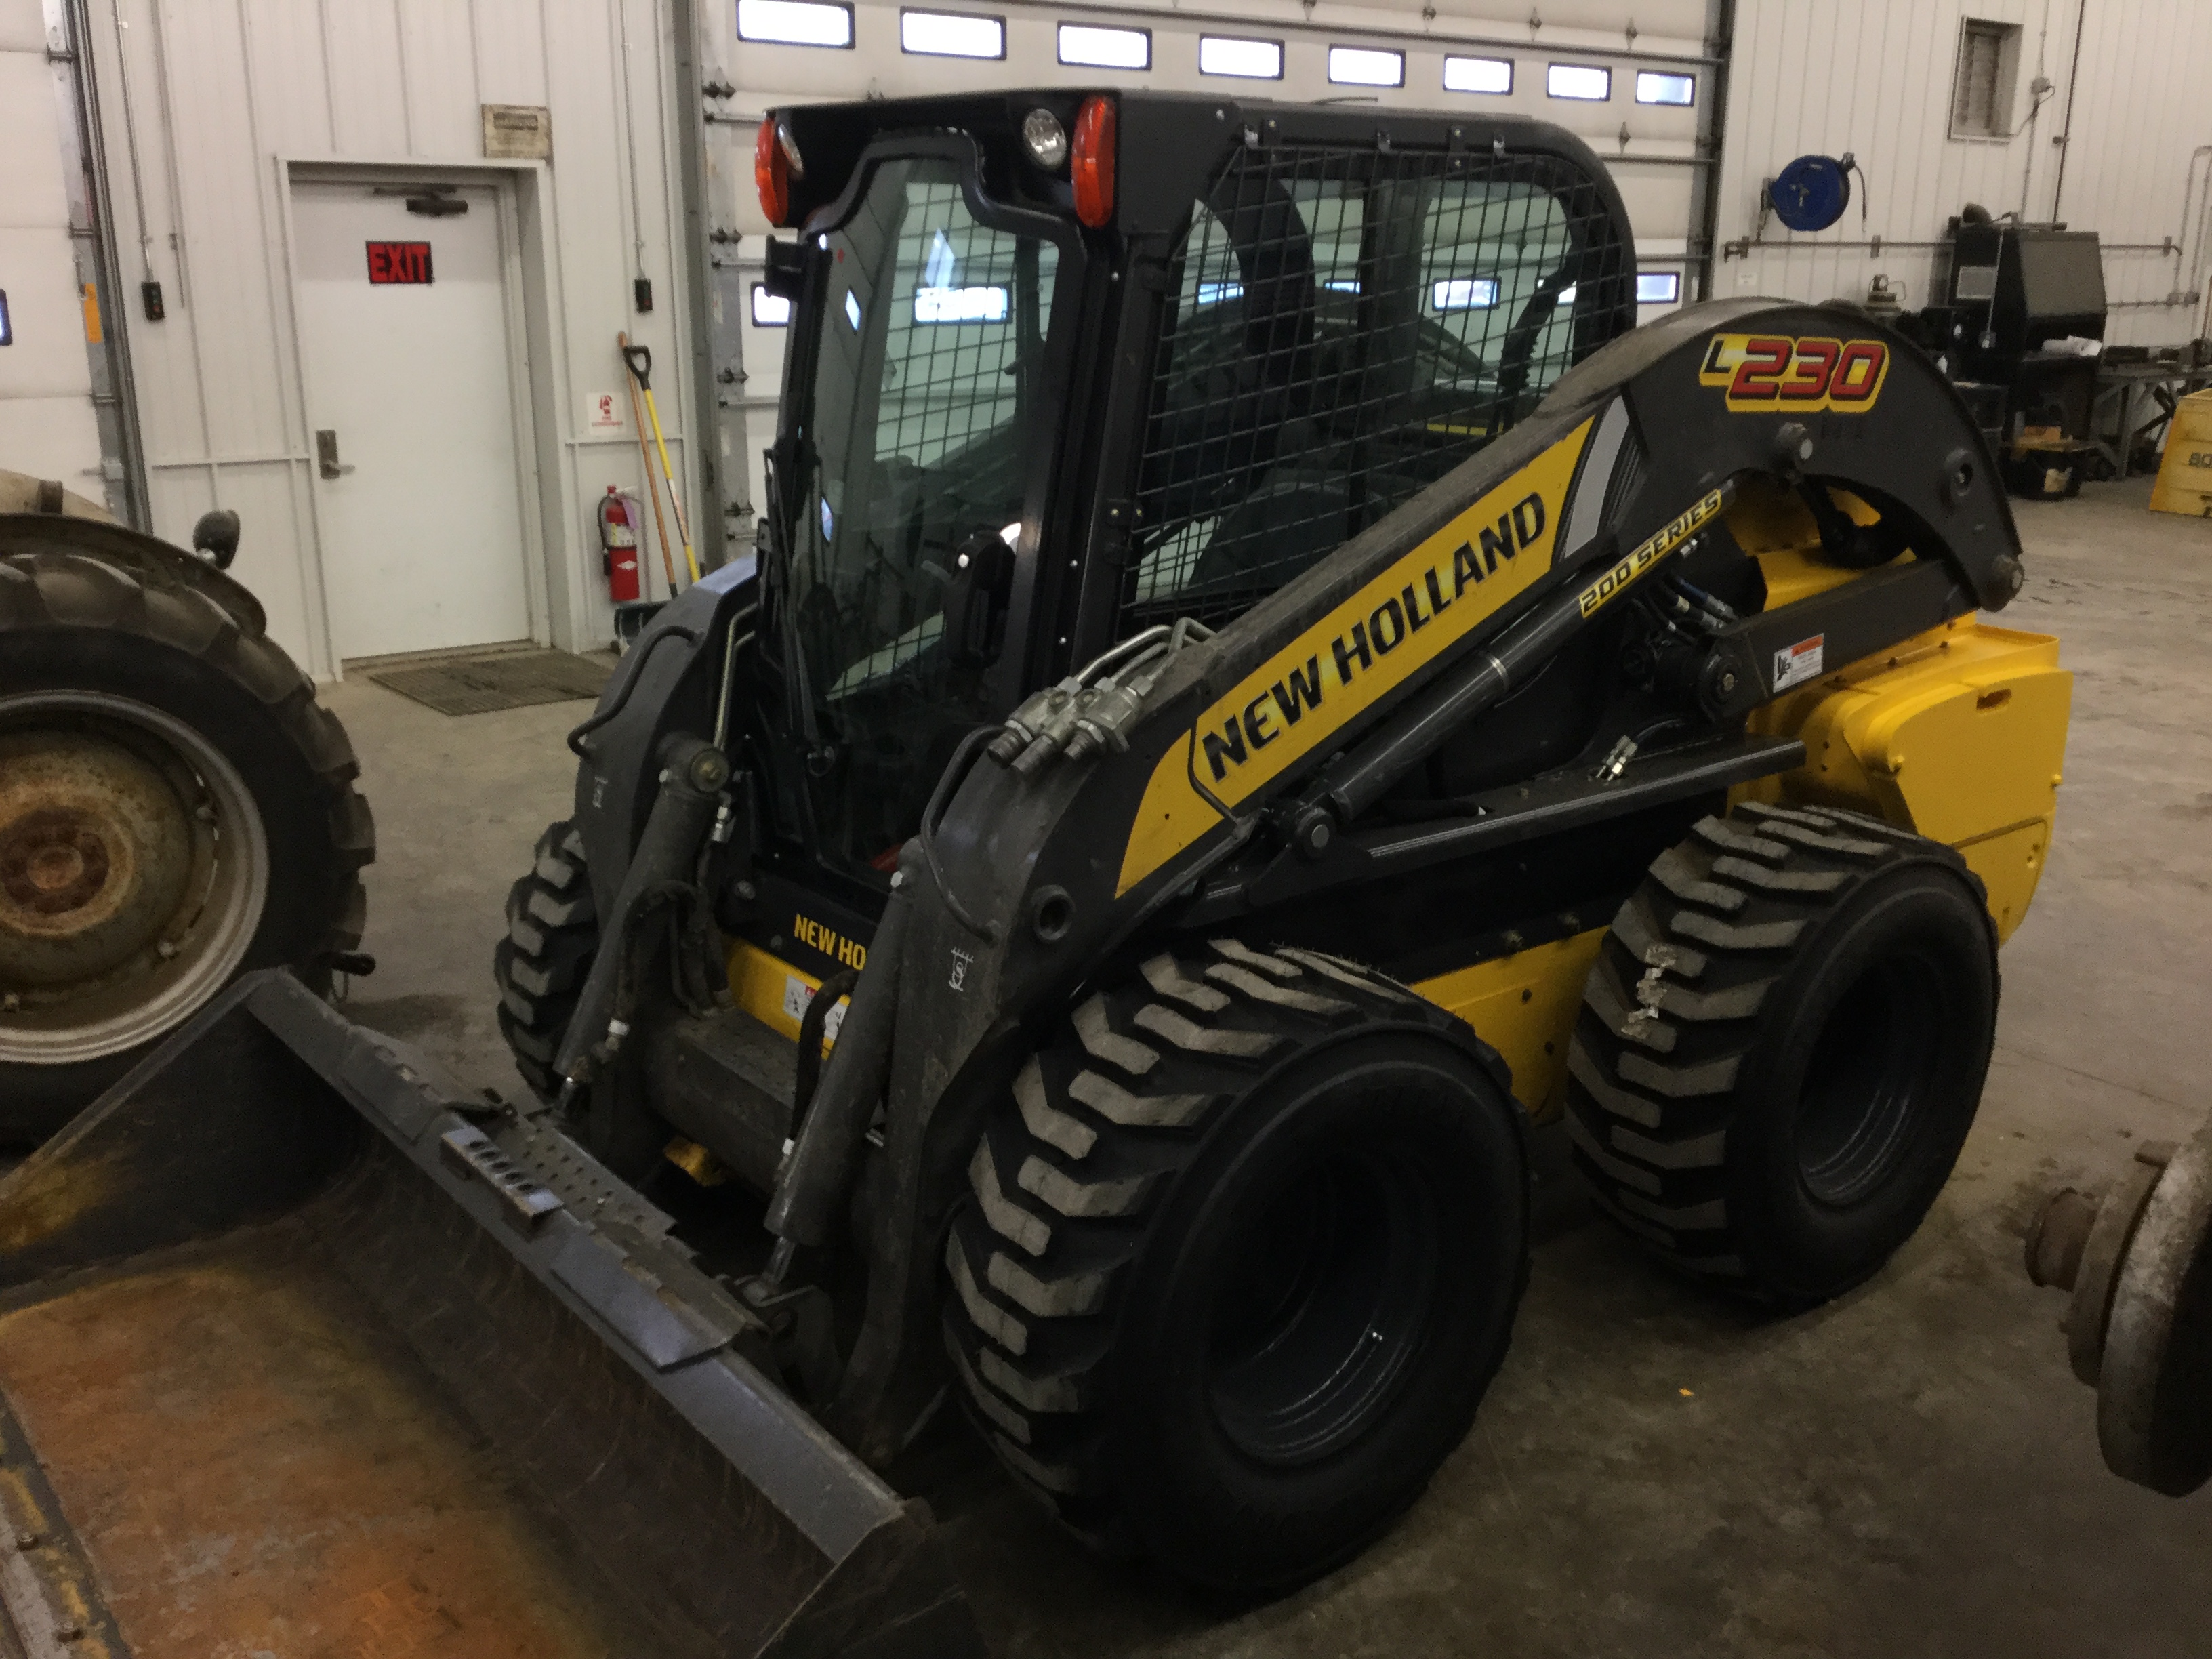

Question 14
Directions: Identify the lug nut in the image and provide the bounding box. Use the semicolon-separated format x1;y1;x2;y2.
14;1530;39;1550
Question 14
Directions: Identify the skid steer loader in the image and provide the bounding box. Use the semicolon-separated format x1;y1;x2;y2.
2;92;2070;1653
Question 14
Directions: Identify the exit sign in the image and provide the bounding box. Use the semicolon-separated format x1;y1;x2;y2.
365;241;433;285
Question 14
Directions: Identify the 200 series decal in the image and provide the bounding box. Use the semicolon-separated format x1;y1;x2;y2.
1115;417;1595;897
1575;487;1729;619
1698;333;1890;413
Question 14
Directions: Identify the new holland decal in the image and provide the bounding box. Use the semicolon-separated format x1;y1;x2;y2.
1115;418;1595;897
1698;333;1890;413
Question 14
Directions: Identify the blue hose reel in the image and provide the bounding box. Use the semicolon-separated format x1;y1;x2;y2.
1768;152;1863;233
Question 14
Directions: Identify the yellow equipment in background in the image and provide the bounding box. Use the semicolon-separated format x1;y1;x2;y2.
2150;387;2212;517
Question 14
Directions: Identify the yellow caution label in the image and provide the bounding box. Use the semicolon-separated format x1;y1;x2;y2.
1116;419;1594;896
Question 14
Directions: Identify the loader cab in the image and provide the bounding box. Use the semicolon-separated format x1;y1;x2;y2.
745;91;1638;906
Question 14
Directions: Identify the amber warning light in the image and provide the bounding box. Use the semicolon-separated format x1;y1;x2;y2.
756;115;805;227
1072;96;1115;228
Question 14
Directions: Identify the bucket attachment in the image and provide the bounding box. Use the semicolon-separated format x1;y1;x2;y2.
0;971;983;1659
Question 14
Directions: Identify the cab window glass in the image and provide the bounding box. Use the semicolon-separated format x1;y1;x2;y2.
786;157;1059;871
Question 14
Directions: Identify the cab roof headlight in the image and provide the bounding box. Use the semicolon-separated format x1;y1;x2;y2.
1021;108;1069;171
1071;96;1115;229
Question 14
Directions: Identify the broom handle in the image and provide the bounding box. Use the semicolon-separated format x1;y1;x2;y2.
619;334;680;592
643;387;700;583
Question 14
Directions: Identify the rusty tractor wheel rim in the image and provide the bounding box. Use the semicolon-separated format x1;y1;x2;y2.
0;691;269;1066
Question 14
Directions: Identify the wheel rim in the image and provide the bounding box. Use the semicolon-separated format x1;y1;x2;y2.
1794;944;1948;1207
0;691;269;1066
1206;1147;1439;1465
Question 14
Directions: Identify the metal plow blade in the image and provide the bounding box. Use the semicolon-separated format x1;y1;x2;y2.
0;971;983;1659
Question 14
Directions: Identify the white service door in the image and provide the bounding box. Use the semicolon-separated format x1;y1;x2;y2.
293;183;533;660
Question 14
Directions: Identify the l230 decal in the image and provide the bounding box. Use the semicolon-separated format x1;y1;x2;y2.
1698;333;1890;413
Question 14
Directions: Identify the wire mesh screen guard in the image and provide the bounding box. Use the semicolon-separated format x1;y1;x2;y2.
1122;145;1630;636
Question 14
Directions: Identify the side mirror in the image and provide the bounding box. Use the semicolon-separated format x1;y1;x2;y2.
192;508;241;570
762;237;806;300
941;533;1015;668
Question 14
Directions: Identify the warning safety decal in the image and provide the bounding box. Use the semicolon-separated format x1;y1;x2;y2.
1771;634;1826;692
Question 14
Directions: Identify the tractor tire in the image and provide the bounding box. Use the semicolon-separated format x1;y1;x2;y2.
1565;801;1999;1305
0;548;373;1142
493;819;598;1102
943;940;1529;1597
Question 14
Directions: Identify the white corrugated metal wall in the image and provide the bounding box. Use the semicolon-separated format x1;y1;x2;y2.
705;0;1728;537
30;1;2212;676
77;0;700;678
2047;0;2212;341
1717;0;2212;346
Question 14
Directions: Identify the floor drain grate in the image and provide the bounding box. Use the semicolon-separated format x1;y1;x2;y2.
365;650;613;716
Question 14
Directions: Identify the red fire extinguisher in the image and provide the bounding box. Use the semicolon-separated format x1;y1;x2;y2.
599;486;642;602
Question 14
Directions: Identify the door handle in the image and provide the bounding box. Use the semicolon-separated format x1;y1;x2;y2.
315;429;356;479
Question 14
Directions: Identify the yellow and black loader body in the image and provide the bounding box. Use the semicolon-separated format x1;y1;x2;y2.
782;293;2049;1465
518;87;2068;1612
0;90;2074;1656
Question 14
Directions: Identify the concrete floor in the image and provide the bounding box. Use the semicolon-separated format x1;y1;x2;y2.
323;474;2212;1658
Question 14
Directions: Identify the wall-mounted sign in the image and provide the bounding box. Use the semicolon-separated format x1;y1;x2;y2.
588;392;623;430
482;104;552;160
366;241;433;285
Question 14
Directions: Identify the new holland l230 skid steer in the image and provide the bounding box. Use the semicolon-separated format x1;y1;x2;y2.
1;91;2070;1655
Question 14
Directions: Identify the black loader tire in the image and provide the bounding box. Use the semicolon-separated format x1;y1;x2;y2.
943;940;1529;1597
1565;801;1999;1305
0;548;373;1141
493;820;672;1183
493;819;599;1102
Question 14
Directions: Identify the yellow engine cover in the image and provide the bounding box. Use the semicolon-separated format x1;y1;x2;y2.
1740;617;2072;942
1416;615;2072;1119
